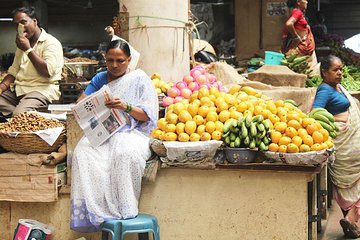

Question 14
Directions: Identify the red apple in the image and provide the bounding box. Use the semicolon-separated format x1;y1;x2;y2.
167;87;180;98
162;96;174;107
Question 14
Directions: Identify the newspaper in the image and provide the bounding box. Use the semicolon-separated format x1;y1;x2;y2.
71;85;128;147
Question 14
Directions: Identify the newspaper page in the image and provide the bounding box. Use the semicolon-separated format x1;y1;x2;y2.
71;85;128;147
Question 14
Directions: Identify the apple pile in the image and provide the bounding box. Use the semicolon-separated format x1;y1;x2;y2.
162;65;227;107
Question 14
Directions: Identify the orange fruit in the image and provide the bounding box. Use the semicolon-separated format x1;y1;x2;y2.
193;115;205;125
215;121;224;132
211;130;222;140
200;132;212;141
178;132;190;142
278;145;287;153
302;117;316;128
319;129;330;140
310;143;322;151
198;87;210;98
209;87;220;97
287;120;301;130
230;110;242;120
228;106;237;112
200;96;213;107
185;121;197;135
325;140;334;149
165;113;178;124
287;111;300;121
151;129;163;139
269;114;280;124
302;135;314;146
312;131;324;144
306;123;318;135
189;133;201;142
178;110;193;123
187;103;199;117
236;102;248;112
176;122;185;135
274;122;287;133
278;136;292;146
163;132;177;141
287;143;299;153
285;127;298;138
165;123;177;133
292;136;303;147
173;102;186;115
205;121;216;134
268;143;279;152
206;111;218;122
299;144;311;152
196;124;206;135
266;101;277;114
271;131;282;144
275;100;285;107
218;110;231;123
297;128;308;138
157;118;168;131
198;105;210;118
216;101;229;112
320;142;329;150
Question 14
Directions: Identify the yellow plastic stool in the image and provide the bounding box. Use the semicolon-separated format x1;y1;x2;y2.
101;213;160;240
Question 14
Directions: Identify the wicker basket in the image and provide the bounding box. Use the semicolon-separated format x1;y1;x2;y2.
0;129;66;154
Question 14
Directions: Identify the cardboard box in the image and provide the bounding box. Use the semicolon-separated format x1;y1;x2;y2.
0;153;65;202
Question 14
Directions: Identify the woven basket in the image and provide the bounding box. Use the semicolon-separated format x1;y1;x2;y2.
0;129;66;154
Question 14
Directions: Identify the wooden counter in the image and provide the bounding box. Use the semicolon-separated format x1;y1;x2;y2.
0;114;326;239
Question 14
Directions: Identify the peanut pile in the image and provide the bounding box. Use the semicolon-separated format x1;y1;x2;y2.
0;112;64;133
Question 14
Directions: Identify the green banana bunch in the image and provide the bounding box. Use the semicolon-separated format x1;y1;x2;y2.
222;114;271;150
281;53;310;76
309;108;338;138
284;99;298;108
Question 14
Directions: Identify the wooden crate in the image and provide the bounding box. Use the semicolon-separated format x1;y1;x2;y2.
0;153;65;202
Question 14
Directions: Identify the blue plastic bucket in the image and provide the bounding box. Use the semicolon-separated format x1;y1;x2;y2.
264;51;284;65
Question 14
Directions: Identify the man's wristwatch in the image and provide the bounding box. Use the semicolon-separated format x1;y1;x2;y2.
24;48;33;56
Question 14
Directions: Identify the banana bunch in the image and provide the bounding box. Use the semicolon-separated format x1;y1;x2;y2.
222;115;271;151
309;108;338;138
281;53;311;75
284;99;298;108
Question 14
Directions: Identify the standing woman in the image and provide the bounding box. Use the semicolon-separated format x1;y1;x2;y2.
281;0;317;73
70;39;158;232
312;55;360;238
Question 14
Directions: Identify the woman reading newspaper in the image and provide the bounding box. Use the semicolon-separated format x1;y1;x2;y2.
70;39;158;232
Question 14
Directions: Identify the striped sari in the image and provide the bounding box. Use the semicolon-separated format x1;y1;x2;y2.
329;85;360;218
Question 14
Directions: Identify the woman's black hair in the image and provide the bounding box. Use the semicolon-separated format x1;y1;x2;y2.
12;7;41;28
106;39;131;57
287;0;298;8
320;55;342;78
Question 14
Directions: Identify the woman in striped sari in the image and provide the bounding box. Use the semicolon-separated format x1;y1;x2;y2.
312;55;360;238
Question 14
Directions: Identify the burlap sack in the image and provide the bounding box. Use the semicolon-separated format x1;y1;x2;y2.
207;61;246;86
248;65;307;88
240;81;317;113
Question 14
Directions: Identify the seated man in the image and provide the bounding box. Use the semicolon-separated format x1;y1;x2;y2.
0;6;63;117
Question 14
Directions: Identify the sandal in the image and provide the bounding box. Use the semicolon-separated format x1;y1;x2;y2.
340;218;360;239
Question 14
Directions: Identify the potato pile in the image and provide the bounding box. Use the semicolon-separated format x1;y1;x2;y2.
0;112;64;133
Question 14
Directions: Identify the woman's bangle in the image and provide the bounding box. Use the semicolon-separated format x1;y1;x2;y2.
124;103;133;113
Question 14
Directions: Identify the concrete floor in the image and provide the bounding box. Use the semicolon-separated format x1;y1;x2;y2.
319;200;351;240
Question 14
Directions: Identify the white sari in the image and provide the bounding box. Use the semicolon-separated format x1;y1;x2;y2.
70;69;158;232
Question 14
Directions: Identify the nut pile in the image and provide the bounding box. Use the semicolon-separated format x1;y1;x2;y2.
0;112;64;133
